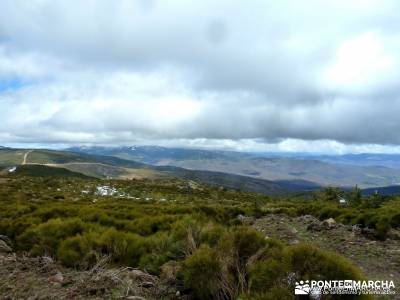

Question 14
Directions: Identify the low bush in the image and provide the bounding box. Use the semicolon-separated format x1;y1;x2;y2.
182;245;222;300
285;244;365;282
17;218;86;255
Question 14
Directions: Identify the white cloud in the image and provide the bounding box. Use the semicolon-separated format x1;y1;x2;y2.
322;32;400;93
0;0;400;152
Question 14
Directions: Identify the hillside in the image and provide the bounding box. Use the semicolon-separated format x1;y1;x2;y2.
8;165;94;179
0;170;399;299
154;166;320;195
1;148;315;195
309;153;400;169
69;146;400;188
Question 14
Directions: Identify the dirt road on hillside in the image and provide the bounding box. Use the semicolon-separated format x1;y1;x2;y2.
22;150;33;165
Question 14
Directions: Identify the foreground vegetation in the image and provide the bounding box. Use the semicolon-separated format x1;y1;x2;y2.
2;171;399;299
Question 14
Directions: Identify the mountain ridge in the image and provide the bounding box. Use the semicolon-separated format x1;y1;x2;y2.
0;148;319;195
68;145;400;188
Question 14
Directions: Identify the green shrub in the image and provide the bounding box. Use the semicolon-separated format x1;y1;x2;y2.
285;243;364;281
390;213;400;228
139;232;177;274
99;228;145;266
17;218;86;255
57;233;96;267
248;258;288;292
200;223;225;247
231;226;266;263
375;216;391;240
182;245;222;300
171;217;203;256
318;207;341;220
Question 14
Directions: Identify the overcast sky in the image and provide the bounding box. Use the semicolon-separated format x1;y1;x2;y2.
1;0;400;153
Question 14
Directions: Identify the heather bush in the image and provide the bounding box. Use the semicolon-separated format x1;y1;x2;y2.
99;228;145;266
57;233;97;267
182;245;222;300
17;218;86;255
285;244;365;282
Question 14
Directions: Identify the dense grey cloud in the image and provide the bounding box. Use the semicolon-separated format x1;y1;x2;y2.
0;0;400;152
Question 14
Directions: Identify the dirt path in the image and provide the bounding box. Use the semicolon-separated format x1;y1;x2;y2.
22;150;33;165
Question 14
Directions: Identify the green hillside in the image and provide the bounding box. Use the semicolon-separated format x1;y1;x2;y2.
10;165;94;179
0;148;26;166
1;170;399;298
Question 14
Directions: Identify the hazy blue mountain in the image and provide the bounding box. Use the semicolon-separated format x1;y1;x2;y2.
362;185;400;196
302;153;400;169
68;146;248;164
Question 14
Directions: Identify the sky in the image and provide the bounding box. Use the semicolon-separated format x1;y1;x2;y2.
1;0;400;154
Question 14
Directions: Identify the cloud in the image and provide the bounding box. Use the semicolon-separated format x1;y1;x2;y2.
0;0;400;152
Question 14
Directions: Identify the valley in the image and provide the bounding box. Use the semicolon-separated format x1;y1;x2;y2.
69;146;400;189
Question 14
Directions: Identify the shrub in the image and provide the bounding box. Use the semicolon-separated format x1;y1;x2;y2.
57;233;96;267
99;228;145;266
139;232;177;274
182;245;222;300
285;244;365;281
318;207;341;220
231;226;266;263
390;213;400;228
200;222;225;247
171;217;203;256
248;258;288;292
17;218;86;255
375;216;391;240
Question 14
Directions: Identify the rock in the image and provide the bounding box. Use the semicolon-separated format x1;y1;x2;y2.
0;240;12;253
188;180;202;190
297;215;319;224
128;269;157;283
139;281;155;288
361;228;376;240
351;224;362;234
49;271;64;283
41;256;54;264
0;235;12;245
387;229;400;240
237;214;256;225
322;218;337;229
307;221;324;231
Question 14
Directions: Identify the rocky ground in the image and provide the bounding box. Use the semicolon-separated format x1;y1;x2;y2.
0;250;181;300
252;214;400;297
1;215;400;299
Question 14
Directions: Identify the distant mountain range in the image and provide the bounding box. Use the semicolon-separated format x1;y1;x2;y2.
301;153;400;169
0;147;319;195
2;146;400;195
68;146;400;188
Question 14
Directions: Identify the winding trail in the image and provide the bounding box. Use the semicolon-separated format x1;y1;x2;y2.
22;150;33;165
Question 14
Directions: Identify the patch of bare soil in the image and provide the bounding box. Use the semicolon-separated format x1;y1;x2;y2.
0;253;180;300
